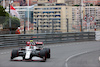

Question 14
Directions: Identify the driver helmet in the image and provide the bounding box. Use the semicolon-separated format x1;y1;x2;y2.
30;40;33;42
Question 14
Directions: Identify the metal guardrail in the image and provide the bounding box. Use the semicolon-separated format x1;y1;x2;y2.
0;32;95;47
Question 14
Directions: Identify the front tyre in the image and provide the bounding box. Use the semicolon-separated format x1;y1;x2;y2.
42;56;46;62
40;50;47;62
11;49;19;60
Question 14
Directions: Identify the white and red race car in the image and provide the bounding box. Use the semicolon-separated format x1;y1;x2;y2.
11;41;50;62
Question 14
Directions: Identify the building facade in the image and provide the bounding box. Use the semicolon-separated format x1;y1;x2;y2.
0;0;57;7
12;2;20;6
83;0;99;6
33;4;72;33
65;0;100;6
12;0;27;6
37;0;57;3
57;0;65;3
71;6;100;31
33;4;100;33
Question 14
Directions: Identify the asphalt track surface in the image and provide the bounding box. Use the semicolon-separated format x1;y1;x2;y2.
67;50;100;67
0;41;100;67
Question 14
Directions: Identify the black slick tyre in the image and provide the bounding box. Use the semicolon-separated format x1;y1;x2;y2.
11;49;19;60
43;48;50;58
40;50;47;62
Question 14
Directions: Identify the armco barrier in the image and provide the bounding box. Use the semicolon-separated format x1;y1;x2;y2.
0;32;95;47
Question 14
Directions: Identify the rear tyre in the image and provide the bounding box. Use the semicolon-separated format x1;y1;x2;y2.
11;49;19;60
43;48;50;58
47;53;50;58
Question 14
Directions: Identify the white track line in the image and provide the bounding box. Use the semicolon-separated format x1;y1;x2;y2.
0;51;10;55
65;50;98;67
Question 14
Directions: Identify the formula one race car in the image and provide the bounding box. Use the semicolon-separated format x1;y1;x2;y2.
11;41;50;62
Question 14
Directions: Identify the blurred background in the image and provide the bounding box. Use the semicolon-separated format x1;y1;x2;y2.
0;0;100;34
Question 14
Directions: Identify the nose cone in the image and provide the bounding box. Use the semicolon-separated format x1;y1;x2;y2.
25;50;31;59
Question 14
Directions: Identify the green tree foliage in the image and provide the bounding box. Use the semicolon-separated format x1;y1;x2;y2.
90;4;93;6
0;5;9;24
74;5;80;6
3;17;20;30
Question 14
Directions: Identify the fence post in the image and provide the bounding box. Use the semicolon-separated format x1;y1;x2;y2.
37;20;39;41
9;3;11;34
9;17;11;34
75;33;76;41
24;18;26;34
37;20;39;34
81;32;83;40
45;33;47;44
52;20;54;33
60;33;62;42
88;32;89;40
66;19;69;32
16;34;19;46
